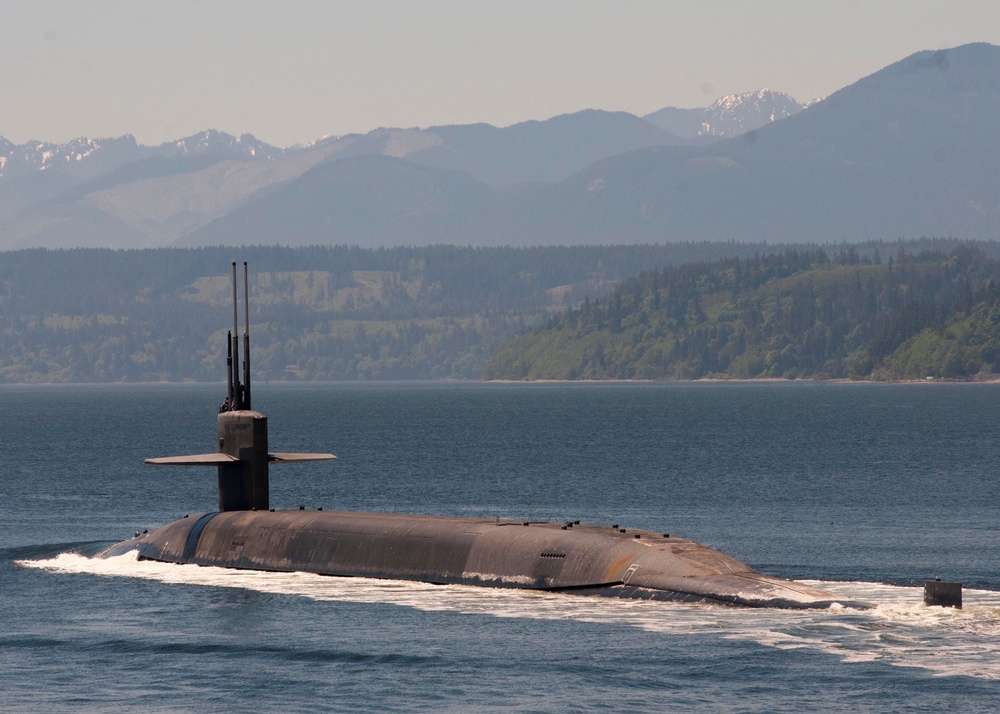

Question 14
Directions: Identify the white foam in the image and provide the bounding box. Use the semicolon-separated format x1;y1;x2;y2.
17;554;1000;680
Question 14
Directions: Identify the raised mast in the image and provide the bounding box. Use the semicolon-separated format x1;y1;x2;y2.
225;331;234;413
231;261;242;410
242;260;251;411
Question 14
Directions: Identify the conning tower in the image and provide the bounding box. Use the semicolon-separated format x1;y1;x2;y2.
145;261;334;511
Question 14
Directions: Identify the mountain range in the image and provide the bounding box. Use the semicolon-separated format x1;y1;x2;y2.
1;43;997;250
643;88;808;138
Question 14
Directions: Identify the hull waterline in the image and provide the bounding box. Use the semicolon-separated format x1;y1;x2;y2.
99;509;867;609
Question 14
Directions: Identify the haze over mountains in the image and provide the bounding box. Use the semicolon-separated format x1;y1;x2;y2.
2;43;998;251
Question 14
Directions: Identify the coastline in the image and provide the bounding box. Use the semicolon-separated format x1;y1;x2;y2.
484;375;1000;385
4;374;1000;388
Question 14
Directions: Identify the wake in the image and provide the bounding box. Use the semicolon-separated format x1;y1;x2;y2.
19;551;1000;680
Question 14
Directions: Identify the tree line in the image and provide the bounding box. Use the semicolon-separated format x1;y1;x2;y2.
3;240;997;383
484;242;1000;381
0;242;808;383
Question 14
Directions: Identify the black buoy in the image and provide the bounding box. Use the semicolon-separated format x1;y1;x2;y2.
924;579;962;608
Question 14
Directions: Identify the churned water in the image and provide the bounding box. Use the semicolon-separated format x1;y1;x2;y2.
3;382;1000;711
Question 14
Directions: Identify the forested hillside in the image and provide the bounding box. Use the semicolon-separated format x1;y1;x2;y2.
0;242;782;383
484;244;1000;381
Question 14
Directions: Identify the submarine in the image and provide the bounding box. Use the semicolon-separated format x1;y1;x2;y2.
98;262;866;609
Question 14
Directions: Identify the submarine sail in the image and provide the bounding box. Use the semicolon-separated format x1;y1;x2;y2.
138;261;334;512
98;262;866;609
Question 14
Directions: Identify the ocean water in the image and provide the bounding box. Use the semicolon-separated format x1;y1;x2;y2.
3;381;1000;712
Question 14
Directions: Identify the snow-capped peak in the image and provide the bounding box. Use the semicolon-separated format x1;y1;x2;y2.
699;89;806;137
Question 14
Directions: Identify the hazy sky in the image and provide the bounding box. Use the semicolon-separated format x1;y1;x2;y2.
3;0;999;147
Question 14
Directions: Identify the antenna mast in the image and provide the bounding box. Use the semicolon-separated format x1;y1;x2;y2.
231;261;242;410
225;330;234;411
243;260;252;410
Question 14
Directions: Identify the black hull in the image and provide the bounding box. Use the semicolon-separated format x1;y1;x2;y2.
99;509;866;610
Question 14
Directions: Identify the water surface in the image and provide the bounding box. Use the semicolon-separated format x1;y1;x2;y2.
3;382;999;711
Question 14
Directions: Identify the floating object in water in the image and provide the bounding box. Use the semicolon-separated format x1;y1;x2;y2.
924;579;962;608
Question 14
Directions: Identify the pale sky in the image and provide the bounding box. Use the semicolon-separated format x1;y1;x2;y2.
2;0;999;147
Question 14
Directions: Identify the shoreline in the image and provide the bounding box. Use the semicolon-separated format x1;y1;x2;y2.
485;375;1000;385
3;376;1000;388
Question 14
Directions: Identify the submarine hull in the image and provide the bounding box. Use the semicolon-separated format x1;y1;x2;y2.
99;510;865;609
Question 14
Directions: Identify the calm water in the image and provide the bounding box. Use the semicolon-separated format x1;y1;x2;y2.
3;382;1000;711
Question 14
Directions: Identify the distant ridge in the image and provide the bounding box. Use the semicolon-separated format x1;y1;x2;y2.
0;110;687;248
2;43;998;249
525;42;1000;244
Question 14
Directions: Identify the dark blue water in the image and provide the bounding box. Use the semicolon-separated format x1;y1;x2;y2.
3;382;1000;711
